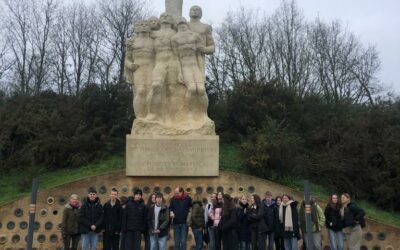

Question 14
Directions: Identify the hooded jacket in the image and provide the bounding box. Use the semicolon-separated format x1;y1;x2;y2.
122;198;147;232
62;203;80;235
79;197;103;234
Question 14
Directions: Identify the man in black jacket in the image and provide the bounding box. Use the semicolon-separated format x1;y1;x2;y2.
80;187;103;250
103;188;122;250
122;188;147;250
260;191;279;250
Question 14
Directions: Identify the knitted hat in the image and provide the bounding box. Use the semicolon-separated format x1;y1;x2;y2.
88;187;97;194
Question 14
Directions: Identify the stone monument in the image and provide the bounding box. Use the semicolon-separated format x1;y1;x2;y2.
125;0;219;176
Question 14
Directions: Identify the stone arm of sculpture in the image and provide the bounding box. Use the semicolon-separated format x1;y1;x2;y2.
171;38;184;85
124;38;140;84
199;26;215;55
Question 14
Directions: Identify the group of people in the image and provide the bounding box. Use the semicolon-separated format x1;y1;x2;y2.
61;186;366;250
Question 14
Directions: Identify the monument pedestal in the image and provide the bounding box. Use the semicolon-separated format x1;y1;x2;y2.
126;134;219;176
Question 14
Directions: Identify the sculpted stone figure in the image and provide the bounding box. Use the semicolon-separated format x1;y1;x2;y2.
145;13;181;123
148;16;160;32
172;18;211;123
124;21;154;119
188;5;215;72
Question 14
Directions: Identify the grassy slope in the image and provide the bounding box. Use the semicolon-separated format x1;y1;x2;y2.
1;144;399;228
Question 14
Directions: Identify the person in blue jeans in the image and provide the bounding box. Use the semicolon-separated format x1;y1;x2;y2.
79;187;103;250
278;194;300;250
324;194;344;250
148;193;170;250
169;187;192;250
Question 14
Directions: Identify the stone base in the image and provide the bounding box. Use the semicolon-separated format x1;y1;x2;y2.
126;134;219;176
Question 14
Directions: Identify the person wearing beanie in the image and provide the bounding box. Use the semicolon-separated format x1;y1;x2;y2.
80;187;103;250
62;194;81;250
122;188;147;250
169;187;193;250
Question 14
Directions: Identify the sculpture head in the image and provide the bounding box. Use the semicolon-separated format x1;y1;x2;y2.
176;17;189;32
148;16;160;31
189;5;203;19
159;12;174;25
134;20;150;33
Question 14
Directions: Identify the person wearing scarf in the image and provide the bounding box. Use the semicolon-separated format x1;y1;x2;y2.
237;195;251;250
324;194;344;250
278;194;300;250
299;198;325;250
169;187;193;250
62;194;81;250
340;193;365;250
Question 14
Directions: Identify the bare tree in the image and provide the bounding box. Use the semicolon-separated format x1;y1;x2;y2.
99;0;148;85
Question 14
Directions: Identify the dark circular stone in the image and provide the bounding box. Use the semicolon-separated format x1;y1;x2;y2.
45;221;53;230
40;209;47;217
7;221;15;230
143;186;150;193
121;186;128;194
238;186;244;192
0;235;7;244
58;197;66;205
206;186;214;194
14;208;23;217
37;234;46;243
12;235;20;243
216;186;224;193
248;186;256;193
57;223;63;230
186;187;192;193
34;221;40;230
164;186;172;194
195;186;203;194
53;210;58;216
154;186;161;193
19;221;28;230
50;234;58;243
377;232;386;241
46;196;55;205
364;232;373;241
99;186;107;194
227;187;234;194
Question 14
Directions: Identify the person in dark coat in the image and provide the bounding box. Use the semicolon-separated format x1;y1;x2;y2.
103;188;122;250
62;194;81;250
274;196;284;250
237;195;251;250
119;196;128;250
248;194;261;250
80;187;103;250
122;189;147;250
148;193;170;250
191;194;206;250
261;191;279;250
278;194;300;250
340;193;365;250
145;193;157;250
325;194;344;250
169;187;192;250
219;194;238;250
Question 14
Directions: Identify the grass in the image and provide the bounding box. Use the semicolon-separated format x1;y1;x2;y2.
1;143;400;228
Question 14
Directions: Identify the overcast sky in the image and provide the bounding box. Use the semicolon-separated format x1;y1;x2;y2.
151;0;400;94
